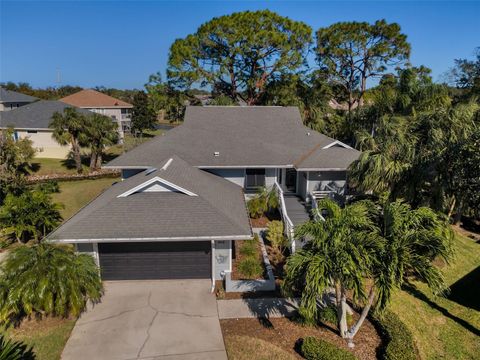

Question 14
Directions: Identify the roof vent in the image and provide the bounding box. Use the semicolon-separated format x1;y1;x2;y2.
214;151;220;157
306;132;311;136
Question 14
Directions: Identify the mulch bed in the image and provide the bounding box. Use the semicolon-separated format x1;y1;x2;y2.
220;316;382;360
231;239;266;281
26;170;120;183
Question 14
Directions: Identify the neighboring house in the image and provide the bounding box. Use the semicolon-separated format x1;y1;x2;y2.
0;87;38;111
49;106;360;286
60;89;133;142
0;100;92;158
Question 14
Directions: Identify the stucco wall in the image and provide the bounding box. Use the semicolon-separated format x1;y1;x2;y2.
15;130;70;159
214;240;232;280
307;171;347;193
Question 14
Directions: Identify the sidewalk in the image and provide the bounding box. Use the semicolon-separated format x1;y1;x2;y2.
217;298;300;319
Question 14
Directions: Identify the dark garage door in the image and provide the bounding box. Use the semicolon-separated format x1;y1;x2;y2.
98;242;211;280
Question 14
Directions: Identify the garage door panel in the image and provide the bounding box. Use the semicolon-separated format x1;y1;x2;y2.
98;242;211;280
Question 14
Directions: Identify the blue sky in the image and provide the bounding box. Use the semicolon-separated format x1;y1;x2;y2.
1;1;479;89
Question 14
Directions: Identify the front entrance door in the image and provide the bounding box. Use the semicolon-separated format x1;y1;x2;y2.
285;169;297;193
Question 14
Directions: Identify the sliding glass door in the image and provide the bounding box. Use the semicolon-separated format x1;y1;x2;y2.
245;168;265;190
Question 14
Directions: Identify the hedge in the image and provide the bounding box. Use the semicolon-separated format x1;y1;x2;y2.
373;310;418;360
301;337;357;360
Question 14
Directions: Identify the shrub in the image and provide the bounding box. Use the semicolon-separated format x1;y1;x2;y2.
301;337;357;360
373;310;418;360
239;239;257;257
266;220;286;251
0;334;35;360
237;256;263;279
0;243;103;325
247;197;266;218
0;190;63;243
318;304;338;325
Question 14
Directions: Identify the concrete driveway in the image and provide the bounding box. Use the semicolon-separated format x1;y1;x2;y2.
62;280;227;360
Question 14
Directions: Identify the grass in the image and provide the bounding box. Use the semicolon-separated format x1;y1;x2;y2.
106;129;164;157
3;317;76;360
29;157;89;175
52;177;119;219
389;231;480;360
224;335;296;360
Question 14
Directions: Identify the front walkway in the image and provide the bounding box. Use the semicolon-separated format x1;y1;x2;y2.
62;280;227;360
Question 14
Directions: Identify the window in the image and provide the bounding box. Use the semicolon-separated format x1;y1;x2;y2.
26;130;38;134
245;168;265;190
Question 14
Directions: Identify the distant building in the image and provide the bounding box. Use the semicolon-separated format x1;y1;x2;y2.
60;89;133;141
0;100;92;158
0;87;38;111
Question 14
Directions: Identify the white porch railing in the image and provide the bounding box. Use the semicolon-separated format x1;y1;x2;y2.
273;181;296;252
308;192;325;222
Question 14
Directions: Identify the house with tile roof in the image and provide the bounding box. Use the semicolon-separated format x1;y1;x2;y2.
49;106;360;287
60;89;133;142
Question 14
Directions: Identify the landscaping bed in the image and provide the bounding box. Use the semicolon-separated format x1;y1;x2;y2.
231;237;267;281
220;316;382;360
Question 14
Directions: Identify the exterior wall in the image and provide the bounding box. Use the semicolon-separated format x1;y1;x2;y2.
206;169;245;187
297;171;308;199
15;129;70;159
75;243;99;266
214;240;232;280
307;171;347;193
265;168;277;187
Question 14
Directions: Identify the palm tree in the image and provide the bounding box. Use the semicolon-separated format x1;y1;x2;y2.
0;243;102;325
82;113;119;171
49;107;86;173
0;190;63;243
284;198;453;347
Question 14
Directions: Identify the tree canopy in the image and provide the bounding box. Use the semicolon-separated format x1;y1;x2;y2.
316;20;411;112
167;10;312;105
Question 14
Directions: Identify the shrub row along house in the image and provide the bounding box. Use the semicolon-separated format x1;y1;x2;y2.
0;88;132;158
48;106;360;288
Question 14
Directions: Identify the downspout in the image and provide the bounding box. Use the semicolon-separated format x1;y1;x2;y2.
211;240;215;293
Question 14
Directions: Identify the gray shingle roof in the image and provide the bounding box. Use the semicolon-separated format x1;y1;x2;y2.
106;106;360;170
0;100;93;130
48;155;252;242
0;88;38;103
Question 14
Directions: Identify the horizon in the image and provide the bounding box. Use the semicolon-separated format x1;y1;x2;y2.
1;1;479;90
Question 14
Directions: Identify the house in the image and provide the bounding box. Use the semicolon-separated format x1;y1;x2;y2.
0;87;38;111
60;89;133;142
49;106;360;286
0;100;93;158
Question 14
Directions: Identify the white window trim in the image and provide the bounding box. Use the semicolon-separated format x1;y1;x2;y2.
322;140;353;149
117;176;197;197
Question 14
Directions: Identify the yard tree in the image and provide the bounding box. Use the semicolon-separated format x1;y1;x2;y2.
315;20;410;113
0;128;36;204
167;10;312;105
449;47;480;99
0;189;63;243
131;91;157;136
283;198;453;347
49;107;87;173
144;72;169;116
83;113;119;171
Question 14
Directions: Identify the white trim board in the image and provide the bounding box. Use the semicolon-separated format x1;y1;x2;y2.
322;140;353;149
117;176;197;197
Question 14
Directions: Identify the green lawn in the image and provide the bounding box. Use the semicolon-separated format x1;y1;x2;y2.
52;177;119;219
30;157;89;176
390;231;480;360
3;318;76;360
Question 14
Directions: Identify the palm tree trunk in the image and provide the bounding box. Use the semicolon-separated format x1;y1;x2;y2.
89;150;97;171
339;286;348;338
95;151;102;170
346;287;375;348
72;137;82;173
447;195;456;218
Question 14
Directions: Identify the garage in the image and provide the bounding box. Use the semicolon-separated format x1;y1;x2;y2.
98;241;211;280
